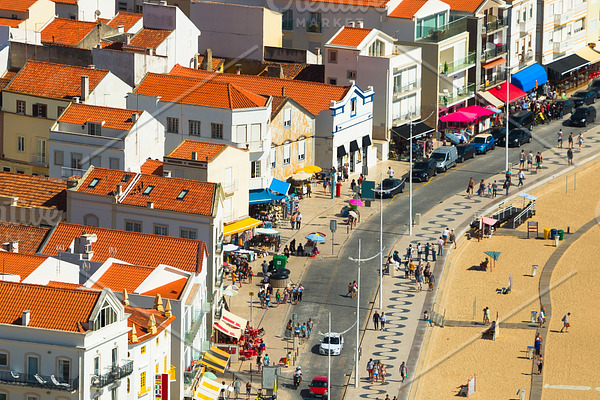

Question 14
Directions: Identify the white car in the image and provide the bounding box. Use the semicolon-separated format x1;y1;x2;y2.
319;333;344;355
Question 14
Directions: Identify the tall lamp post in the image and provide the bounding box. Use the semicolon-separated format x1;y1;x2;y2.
379;172;383;309
505;67;510;174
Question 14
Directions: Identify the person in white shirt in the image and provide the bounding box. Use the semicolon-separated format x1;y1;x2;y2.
437;237;445;256
387;166;394;179
517;169;525;186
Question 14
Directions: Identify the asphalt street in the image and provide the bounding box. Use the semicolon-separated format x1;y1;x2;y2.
285;104;600;399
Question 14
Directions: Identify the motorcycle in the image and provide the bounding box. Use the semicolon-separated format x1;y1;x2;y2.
293;373;302;389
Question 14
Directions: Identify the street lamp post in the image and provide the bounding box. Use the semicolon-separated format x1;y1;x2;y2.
505;68;510;174
379;173;383;309
355;238;361;388
328;311;331;399
409;118;414;236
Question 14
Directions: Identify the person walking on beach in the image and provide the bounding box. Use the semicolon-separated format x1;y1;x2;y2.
537;354;544;374
380;312;387;331
399;362;408;383
373;310;380;330
483;307;490;325
517;169;525;186
560;312;571;333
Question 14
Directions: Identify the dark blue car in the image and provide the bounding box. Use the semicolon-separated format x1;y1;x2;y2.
471;134;496;154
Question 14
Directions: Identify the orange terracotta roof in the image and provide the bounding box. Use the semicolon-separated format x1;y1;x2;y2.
299;0;387;7
141;278;187;300
135;73;269;110
0;223;50;254
92;262;154;292
140;159;164;176
0;18;22;28
328;26;373;47
0;171;67;210
389;0;428;19
125;306;175;343
0;281;101;332
77;167;218;216
107;12;142;32
41;18;98;47
5;60;108;99
51;0;77;4
46;281;82;289
129;28;172;49
42;223;206;273
170;65;349;116
260;62;314;80
166;140;228;161
198;55;224;72
0;251;47;281
0;0;37;12
58;103;141;130
442;0;484;12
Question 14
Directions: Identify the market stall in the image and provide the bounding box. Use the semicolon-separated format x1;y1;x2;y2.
248;228;281;254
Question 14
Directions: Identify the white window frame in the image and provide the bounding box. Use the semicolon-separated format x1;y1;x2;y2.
297;140;306;161
16;100;25;115
270;147;276;169
0;351;8;368
283;108;291;127
283;143;291;165
251;160;261;178
17;136;25;153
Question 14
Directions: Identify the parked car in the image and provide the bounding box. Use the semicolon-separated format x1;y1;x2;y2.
509;110;535;130
309;376;329;398
471;134;496;154
374;177;406;198
456;143;477;163
588;78;600;96
553;99;575;116
411;158;437;182
569;106;597;127
430;145;458;172
490;127;508;146
507;128;532;147
571;90;596;107
319;333;344;355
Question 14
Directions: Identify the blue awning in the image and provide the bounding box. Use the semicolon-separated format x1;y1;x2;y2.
511;63;547;92
269;178;290;196
249;189;285;205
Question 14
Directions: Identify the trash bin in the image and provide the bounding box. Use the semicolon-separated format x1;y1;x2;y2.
531;265;538;277
554;235;560;247
543;228;551;240
530;310;537;323
527;346;535;359
272;254;287;270
550;228;557;239
335;182;342;197
558;229;564;240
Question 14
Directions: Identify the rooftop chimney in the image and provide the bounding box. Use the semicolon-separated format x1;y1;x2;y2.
235;64;242;75
131;112;138;123
349;21;355;27
357;20;364;28
22;310;30;326
73;97;80;103
3;241;19;253
193;54;198;69
88;65;95;69
282;86;285;97
81;75;89;102
117;24;125;33
191;151;198;160
204;49;213;71
147;201;154;209
116;184;123;196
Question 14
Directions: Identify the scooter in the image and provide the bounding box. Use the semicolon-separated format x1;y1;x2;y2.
293;373;302;389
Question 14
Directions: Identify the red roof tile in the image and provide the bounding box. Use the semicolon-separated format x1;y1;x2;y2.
0;18;22;27
58;103;141;130
442;0;485;12
0;281;101;332
129;28;172;49
296;0;387;7
135;73;269;110
46;281;82;289
125;306;175;343
389;0;428;19
5;61;108;99
42;223;206;273
197;55;224;72
0;251;47;281
140;159;164;176
328;26;373;47
107;11;142;31
91;262;154;292
0;171;67;210
0;223;50;254
170;65;349;116
166;140;228;161
141;277;187;300
0;70;17;90
41;18;98;47
0;0;37;12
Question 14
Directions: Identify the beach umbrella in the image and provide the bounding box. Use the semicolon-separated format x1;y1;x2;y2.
291;171;312;181
349;210;359;218
223;285;239;297
295;165;322;174
308;231;327;237
484;251;501;272
203;371;218;380
349;198;364;206
305;233;325;242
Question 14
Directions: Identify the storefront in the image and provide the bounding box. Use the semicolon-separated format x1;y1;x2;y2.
390;121;435;159
511;63;548;93
545;54;590;92
439;105;497;143
223;217;262;246
487;82;527;106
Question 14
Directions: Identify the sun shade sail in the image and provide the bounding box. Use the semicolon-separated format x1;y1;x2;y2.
193;376;223;399
269;178;290;195
223;217;262;236
459;105;496;117
484;251;501;261
214;321;242;339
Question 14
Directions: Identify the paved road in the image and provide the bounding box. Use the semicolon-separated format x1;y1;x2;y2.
287;106;600;399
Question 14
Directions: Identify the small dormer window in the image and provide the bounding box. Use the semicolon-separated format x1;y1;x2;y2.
88;178;100;188
93;301;117;330
88;123;101;136
176;190;188;200
121;174;131;183
142;186;154;195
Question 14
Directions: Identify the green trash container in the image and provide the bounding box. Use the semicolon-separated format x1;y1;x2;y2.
273;254;287;269
558;229;564;240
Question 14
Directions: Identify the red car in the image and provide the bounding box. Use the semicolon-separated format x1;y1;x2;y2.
309;376;328;398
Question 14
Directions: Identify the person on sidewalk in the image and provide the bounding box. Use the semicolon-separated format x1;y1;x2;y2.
557;129;563;148
290;213;296;230
387;166;394;179
428;273;435;291
399;362;408;383
467;177;474;197
432;243;437;261
307;318;313;338
568;132;574;149
380;312;387;331
246;382;252;399
520;150;526;169
373;310;380;330
296;212;302;229
503;178;511;196
527;151;534;171
534;333;542;356
437;237;445;256
567;148;573;165
560;312;571;332
424;311;434;326
517;169;525;187
492;180;498;198
424;243;430;261
578;133;584;150
537;354;544;374
442;228;450;244
367;359;374;382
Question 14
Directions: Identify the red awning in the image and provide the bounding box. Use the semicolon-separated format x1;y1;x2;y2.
488;82;527;104
482;57;507;69
458;105;496;118
440;111;478;123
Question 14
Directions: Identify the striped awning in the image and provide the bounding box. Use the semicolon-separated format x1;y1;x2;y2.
221;309;247;330
214;321;242;339
193;376;222;400
223;217;262;236
200;346;231;374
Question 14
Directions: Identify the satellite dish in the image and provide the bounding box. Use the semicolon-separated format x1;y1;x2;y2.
95;9;101;18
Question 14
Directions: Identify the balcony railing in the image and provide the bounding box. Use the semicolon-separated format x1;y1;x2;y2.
29;154;47;166
0;370;78;392
393;79;421;99
480;71;507;90
440;52;476;75
392;112;421;126
222;179;238;194
438;83;476;106
553;40;571;54
519;50;534;65
61;167;87;178
482;43;507;61
483;16;508;34
185;312;205;346
416;17;468;43
554;11;573;26
91;360;133;388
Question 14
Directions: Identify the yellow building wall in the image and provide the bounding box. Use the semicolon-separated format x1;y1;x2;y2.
270;101;315;182
263;8;283;48
27;0;55;31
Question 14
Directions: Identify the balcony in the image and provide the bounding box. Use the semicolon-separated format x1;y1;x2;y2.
440;52;476;75
393;79;421;99
0;370;78;392
184;312;205;346
553;39;571;54
392;111;421;127
479;71;507;90
29;154;47;167
416;17;468;43
222;179;238;194
61;167;87;178
91;360;133;388
519;50;534;66
483;16;508;34
482;44;507;62
554;11;573;26
438;83;476;106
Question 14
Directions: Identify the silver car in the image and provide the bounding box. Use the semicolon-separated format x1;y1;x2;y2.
319;333;344;355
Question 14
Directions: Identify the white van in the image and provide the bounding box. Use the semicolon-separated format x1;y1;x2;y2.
430;145;458;172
